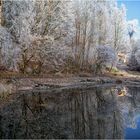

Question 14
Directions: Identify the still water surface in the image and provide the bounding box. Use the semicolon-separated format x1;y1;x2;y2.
0;86;140;139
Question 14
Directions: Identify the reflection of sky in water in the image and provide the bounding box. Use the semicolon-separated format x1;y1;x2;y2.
125;116;140;139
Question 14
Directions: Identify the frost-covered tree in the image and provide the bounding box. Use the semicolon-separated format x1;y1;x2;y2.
1;0;71;73
1;0;35;71
128;20;139;40
0;0;137;74
0;26;19;70
111;3;129;53
33;0;68;37
31;0;73;73
128;39;140;70
2;0;35;42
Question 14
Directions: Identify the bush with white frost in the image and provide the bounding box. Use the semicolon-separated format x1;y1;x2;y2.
93;45;117;74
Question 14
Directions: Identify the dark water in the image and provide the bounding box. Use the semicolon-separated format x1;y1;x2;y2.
0;86;140;139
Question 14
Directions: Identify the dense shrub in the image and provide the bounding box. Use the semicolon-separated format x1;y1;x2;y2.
93;45;117;74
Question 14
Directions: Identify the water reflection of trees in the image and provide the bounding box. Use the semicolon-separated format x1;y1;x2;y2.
118;87;140;129
0;87;129;139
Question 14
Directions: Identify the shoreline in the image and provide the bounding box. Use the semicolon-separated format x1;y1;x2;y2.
1;72;140;91
1;72;140;109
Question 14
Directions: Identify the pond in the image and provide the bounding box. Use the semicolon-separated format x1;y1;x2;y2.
0;85;140;139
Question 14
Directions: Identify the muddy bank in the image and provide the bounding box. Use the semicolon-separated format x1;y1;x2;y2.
14;76;140;90
1;75;140;92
